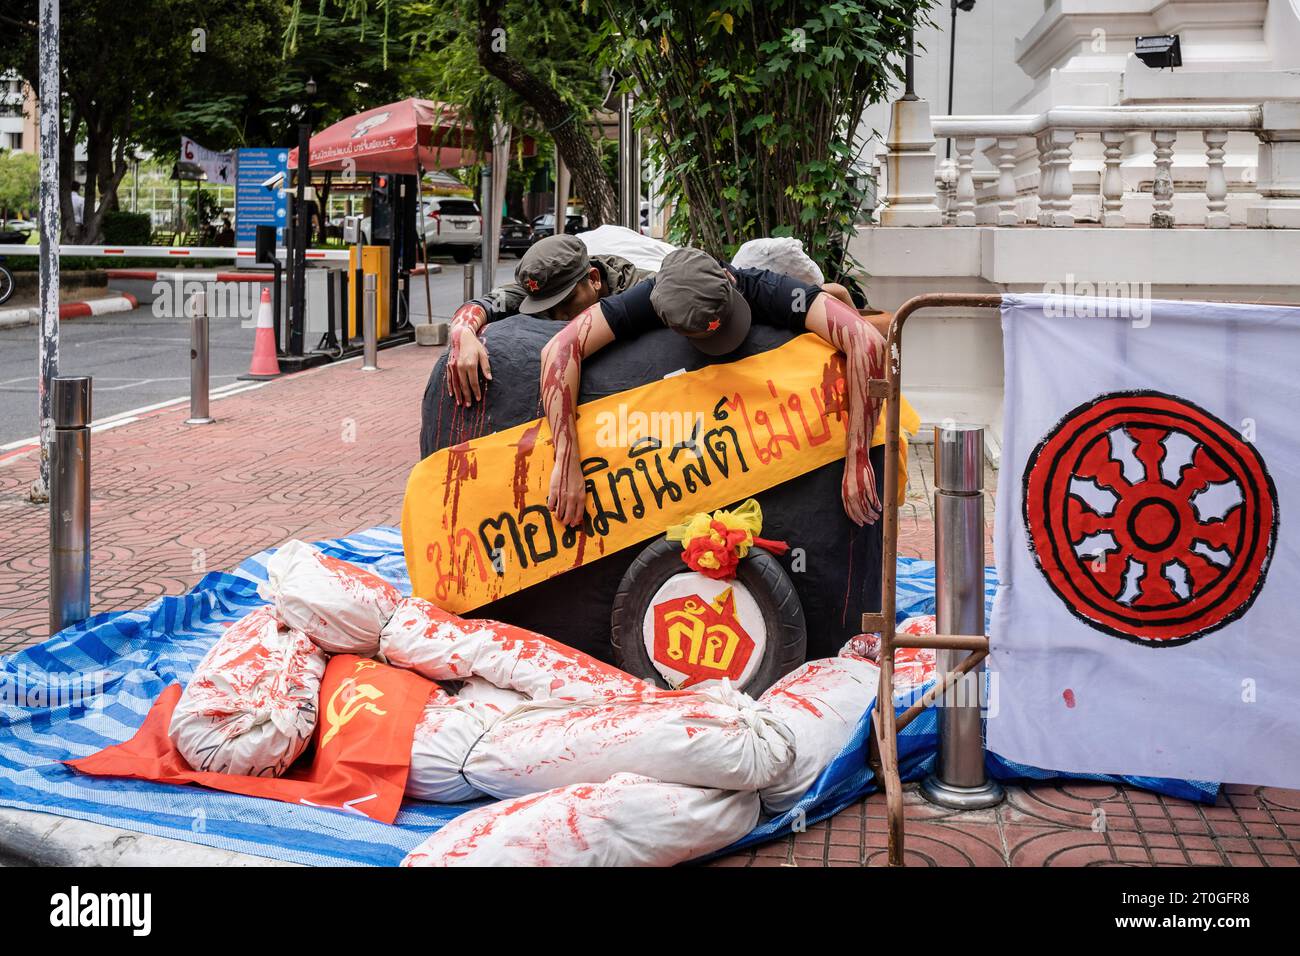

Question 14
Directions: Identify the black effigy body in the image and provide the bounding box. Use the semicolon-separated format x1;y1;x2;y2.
418;316;885;661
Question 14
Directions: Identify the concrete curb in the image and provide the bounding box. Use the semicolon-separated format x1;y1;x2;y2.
0;307;36;329
0;807;296;867
0;293;139;329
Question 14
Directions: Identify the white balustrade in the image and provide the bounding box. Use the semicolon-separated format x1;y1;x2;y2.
1203;130;1230;229
1150;130;1177;228
953;137;977;226
1047;128;1077;227
1100;130;1126;227
995;137;1019;227
907;105;1282;228
1036;132;1052;227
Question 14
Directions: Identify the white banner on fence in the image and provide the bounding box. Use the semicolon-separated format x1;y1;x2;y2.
181;137;234;185
989;294;1300;788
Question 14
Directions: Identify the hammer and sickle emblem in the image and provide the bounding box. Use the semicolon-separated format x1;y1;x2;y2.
321;674;387;748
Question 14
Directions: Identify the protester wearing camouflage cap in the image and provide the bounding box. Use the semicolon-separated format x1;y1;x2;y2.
445;234;652;405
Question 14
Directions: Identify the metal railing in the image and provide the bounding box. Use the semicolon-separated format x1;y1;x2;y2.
866;292;1004;867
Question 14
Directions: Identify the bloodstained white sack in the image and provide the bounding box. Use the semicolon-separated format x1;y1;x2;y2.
461;683;795;799
455;676;530;713
169;606;327;776
381;597;647;700
258;540;400;657
406;686;502;803
757;656;880;814
840;614;937;694
402;773;760;867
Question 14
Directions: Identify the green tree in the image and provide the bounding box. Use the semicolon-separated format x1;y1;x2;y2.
310;0;931;266
601;0;933;272
0;1;418;242
149;7;419;154
0;149;40;220
304;0;620;226
0;0;284;241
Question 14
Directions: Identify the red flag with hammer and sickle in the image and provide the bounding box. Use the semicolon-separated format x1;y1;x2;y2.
69;656;433;823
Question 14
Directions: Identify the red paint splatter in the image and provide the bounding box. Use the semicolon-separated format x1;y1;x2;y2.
442;442;478;529
510;422;543;512
819;355;849;421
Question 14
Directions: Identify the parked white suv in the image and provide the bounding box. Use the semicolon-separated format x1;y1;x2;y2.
421;197;482;263
361;197;482;263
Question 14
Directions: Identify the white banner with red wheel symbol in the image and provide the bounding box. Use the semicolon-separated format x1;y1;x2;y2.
989;294;1300;787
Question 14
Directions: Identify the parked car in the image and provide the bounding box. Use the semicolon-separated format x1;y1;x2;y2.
361;196;483;263
530;212;587;240
499;217;534;256
1;219;36;235
424;197;482;263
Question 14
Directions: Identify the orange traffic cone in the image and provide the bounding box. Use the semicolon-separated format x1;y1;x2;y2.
240;286;281;380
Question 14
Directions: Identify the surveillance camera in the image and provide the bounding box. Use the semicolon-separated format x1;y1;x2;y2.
261;172;285;192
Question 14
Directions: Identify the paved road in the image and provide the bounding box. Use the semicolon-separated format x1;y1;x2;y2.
0;256;517;445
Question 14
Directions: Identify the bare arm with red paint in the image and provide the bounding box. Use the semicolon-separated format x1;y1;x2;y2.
539;305;617;527
446;303;493;406
804;293;887;526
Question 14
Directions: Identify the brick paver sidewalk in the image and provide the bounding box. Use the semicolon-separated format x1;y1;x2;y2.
0;343;438;652
1;346;1296;866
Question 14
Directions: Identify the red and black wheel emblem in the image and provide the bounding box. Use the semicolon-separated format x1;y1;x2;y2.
1023;390;1278;646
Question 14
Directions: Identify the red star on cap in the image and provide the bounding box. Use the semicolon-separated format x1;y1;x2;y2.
525;277;540;292
707;318;722;332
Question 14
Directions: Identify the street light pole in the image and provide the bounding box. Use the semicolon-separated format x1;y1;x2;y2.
618;91;640;229
290;77;316;357
33;0;60;503
903;25;917;101
946;1;977;160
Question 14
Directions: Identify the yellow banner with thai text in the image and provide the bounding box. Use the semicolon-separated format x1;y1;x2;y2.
402;334;919;612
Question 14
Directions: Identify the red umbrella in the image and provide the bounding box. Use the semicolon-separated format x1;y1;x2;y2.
289;98;480;174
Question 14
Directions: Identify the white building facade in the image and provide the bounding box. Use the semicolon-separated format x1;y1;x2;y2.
856;0;1300;458
0;71;37;153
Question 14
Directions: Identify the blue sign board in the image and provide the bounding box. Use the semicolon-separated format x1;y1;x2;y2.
235;147;290;247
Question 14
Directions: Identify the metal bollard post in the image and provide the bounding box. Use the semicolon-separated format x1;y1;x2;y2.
362;273;379;372
479;165;494;297
462;262;474;304
50;376;92;634
186;292;214;425
920;423;1004;810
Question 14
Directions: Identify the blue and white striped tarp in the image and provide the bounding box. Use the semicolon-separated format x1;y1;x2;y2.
0;530;1216;866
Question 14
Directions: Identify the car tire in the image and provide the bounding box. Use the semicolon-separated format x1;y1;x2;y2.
610;537;806;697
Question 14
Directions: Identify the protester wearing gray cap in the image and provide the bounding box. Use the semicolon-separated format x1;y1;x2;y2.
445;234;653;405
538;248;890;529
